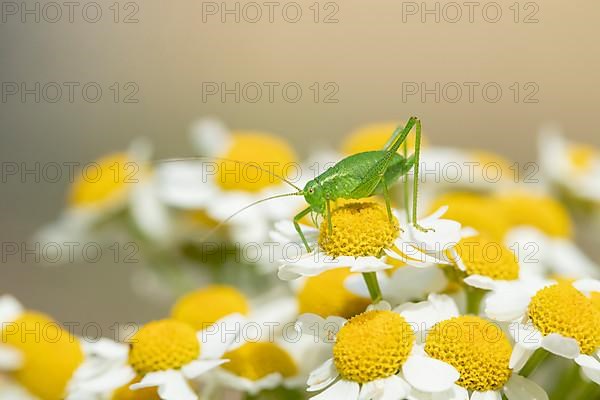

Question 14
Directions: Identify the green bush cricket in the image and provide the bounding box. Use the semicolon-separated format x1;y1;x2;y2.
171;117;427;249
294;116;427;251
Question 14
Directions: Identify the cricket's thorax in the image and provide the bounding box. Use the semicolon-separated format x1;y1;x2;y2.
319;151;409;199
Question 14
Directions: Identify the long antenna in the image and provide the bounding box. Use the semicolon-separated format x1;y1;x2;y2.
154;156;302;191
199;191;304;241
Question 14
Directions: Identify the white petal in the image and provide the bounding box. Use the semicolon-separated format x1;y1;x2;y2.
484;291;529;322
0;345;23;370
307;358;339;392
471;391;502;400
572;278;600;296
132;370;197;400
0;295;23;324
510;323;543;350
197;313;244;359
380;375;411;400
575;355;600;384
181;359;228;379
348;256;391;273
503;374;548;400
509;343;537;371
396;294;458;339
344;273;374;299
386;266;447;304
368;301;392;312
464;275;498;291
310;379;359;400
296;314;345;343
540;333;580;359
402;355;459;393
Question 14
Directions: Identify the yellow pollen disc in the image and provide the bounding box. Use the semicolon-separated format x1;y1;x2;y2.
319;201;399;258
298;268;371;319
171;285;249;330
591;292;600;312
111;377;160;400
452;234;519;280
495;192;573;238
342;122;426;155
68;152;134;208
216;131;297;192
4;312;84;400
222;342;298;381
333;310;414;383
568;144;596;172
429;192;510;241
128;319;200;375
528;283;600;354
425;316;512;391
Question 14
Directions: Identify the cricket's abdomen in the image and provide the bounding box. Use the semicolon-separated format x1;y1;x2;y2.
317;151;409;201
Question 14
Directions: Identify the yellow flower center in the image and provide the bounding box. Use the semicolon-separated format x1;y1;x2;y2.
222;342;298;381
111;377;160;400
591;292;600;312
128;319;200;375
528;283;600;355
216;131;297;192
171;285;249;330
298;268;370;319
3;312;84;400
342;122;426;155
452;234;519;280
495;192;573;238
425;316;512;391
319;202;399;258
429;192;510;241
568;144;596;173
333;310;414;383
68;152;135;208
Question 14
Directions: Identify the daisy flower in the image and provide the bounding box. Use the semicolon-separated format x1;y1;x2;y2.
297;301;462;399
125;315;242;400
276;201;462;281
482;279;600;384
33;139;152;263
539;125;600;204
156;118;304;243
397;294;548;400
1;295;138;400
498;191;599;279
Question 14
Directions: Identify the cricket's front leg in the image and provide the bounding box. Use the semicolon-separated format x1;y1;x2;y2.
381;178;393;223
294;207;313;252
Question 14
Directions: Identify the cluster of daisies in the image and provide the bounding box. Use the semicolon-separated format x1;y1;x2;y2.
2;119;600;400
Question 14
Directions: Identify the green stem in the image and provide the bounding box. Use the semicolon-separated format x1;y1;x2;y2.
576;380;600;400
520;348;550;378
465;286;485;315
550;363;581;400
362;272;383;303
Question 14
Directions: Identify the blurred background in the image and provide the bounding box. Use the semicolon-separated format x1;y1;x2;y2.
1;0;599;332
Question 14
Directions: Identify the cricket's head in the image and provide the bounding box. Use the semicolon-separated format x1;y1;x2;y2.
302;179;325;213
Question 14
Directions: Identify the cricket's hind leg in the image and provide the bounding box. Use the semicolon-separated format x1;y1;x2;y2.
410;119;435;233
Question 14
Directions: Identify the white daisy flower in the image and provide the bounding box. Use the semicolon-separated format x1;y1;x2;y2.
156;118;304;244
33;138;152;264
392;294;548;400
125;315;243;400
0;296;116;400
296;301;462;399
276;201;400;280
539;125;600;203
482;278;600;383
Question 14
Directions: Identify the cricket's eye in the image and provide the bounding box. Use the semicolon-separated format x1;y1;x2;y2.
309;188;314;194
